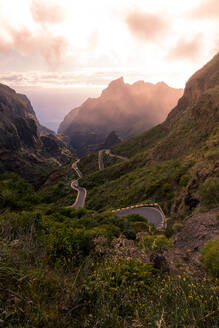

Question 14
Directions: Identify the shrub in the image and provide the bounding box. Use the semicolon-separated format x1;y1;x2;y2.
139;234;173;253
0;211;43;243
199;178;219;208
201;238;219;279
180;174;190;187
84;258;153;297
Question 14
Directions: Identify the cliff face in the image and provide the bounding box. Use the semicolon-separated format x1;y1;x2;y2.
0;83;74;186
152;53;219;160
58;78;183;156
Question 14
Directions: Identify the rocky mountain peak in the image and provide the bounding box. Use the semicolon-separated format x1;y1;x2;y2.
58;77;183;156
101;77;126;97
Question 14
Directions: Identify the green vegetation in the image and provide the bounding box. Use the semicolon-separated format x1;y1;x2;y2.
201;238;219;279
138;234;173;253
0;172;77;209
0;173;218;326
78;152;99;175
79;121;218;216
81;158;196;215
83;264;218;328
113;124;167;158
102;151;122;168
199;178;219;209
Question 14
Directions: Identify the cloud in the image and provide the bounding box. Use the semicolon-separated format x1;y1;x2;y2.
88;30;99;50
0;71;125;88
190;0;219;19
0;27;68;69
30;0;65;25
168;35;203;61
126;10;169;42
0;37;11;53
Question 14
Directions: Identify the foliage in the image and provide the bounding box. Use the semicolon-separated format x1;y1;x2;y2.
102;151;122;168
82;261;218;328
201;238;219;279
0;173;218;327
199;178;219;208
0;173;36;210
81;158;195;215
138;234;173;253
78;152;99;175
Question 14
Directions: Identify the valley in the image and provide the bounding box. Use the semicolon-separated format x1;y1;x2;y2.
0;53;218;327
71;149;165;227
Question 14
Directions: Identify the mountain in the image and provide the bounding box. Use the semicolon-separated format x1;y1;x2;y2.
58;78;183;156
0;83;74;186
102;131;121;149
79;53;219;217
0;56;218;327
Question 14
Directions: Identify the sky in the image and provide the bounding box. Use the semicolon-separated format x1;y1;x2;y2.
0;0;218;130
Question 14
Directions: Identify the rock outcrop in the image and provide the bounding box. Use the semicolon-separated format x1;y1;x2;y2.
0;83;74;186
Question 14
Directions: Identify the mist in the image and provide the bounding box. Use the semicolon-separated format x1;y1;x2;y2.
16;87;99;131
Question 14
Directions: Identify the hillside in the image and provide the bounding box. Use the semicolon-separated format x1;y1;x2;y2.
0;55;218;327
79;53;219;218
0;83;74;186
58;78;183;156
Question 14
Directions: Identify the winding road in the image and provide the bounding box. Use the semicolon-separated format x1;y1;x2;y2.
71;160;87;209
114;206;165;229
98;149;128;171
98;150;105;170
70;150;165;229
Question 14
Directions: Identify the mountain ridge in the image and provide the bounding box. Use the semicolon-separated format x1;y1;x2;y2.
78;53;219;218
58;78;183;156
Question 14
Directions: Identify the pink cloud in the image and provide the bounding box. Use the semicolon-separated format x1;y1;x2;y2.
191;0;219;19
88;30;99;50
168;35;203;61
30;0;65;25
0;27;68;69
126;10;169;42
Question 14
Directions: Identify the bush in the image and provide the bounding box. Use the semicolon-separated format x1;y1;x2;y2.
201;238;219;279
84;258;153;298
199;178;219;208
180;174;190;187
0;174;36;210
139;234;173;253
82;262;218;328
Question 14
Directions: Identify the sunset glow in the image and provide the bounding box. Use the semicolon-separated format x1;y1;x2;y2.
0;0;218;90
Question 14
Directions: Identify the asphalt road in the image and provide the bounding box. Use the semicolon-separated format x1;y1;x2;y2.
98;150;105;170
115;207;163;228
71;160;86;208
98;149;128;171
105;149;128;161
70;153;165;226
72;160;83;178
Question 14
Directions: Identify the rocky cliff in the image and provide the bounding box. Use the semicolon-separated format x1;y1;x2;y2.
58;78;183;156
0;83;74;186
